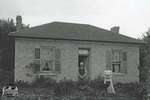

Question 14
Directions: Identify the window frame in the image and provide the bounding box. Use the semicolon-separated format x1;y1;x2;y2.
35;48;40;59
33;48;41;73
40;46;55;72
111;49;122;73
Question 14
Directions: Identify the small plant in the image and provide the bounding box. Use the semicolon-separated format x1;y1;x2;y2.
13;75;145;99
89;75;104;91
54;79;77;96
15;80;31;88
25;61;40;77
31;77;56;88
114;82;145;99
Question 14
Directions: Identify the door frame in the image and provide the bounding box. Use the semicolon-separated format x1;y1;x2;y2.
78;48;91;79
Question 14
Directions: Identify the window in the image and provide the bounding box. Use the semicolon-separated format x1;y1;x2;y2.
33;48;41;73
112;50;121;73
122;52;127;61
35;48;40;59
34;47;61;73
122;52;127;73
55;49;61;72
40;47;54;71
32;60;40;73
105;49;127;73
41;60;53;71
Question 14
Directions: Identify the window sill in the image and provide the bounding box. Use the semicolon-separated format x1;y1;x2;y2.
112;72;125;76
38;71;58;76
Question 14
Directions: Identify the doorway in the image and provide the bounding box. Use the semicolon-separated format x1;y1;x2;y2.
78;49;90;79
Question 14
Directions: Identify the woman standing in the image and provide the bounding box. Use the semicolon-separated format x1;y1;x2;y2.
78;62;88;90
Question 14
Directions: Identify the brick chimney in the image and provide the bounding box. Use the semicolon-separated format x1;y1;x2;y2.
16;15;23;31
110;26;120;33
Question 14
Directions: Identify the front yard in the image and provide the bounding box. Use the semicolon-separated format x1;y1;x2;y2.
5;77;143;100
0;95;138;100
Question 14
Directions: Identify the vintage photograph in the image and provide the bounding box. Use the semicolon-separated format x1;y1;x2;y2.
0;0;150;100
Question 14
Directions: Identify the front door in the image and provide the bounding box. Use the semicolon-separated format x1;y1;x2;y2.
78;49;90;79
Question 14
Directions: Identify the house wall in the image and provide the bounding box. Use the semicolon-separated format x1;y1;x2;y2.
15;38;139;83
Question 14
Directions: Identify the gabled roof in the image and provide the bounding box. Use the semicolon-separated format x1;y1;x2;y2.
9;22;145;44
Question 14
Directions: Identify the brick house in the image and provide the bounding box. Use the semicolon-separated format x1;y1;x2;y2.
9;19;145;83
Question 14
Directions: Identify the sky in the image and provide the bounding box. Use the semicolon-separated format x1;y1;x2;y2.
0;0;150;38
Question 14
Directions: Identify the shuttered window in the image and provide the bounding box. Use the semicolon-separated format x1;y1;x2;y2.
33;60;40;73
33;48;40;73
55;48;61;72
33;47;61;73
105;50;112;70
40;47;54;71
35;48;40;59
112;50;121;73
105;49;127;74
121;52;127;73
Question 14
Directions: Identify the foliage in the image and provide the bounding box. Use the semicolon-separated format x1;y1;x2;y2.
25;62;40;77
0;69;14;88
139;28;150;96
89;76;104;91
54;79;77;96
139;35;150;82
31;77;56;88
0;17;29;84
0;19;16;69
13;76;143;99
114;82;145;99
0;95;138;100
0;18;16;84
15;80;31;88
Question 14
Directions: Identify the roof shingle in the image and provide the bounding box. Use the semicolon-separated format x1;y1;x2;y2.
9;22;145;44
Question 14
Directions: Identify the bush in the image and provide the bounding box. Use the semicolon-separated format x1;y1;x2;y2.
89;76;104;91
31;77;56;88
54;79;78;96
0;95;138;100
114;82;145;99
15;80;31;88
0;69;14;87
13;76;145;99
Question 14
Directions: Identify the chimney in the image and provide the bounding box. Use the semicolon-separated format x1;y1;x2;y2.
110;26;120;33
16;15;23;31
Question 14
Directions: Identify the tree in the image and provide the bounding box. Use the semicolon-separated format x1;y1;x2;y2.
140;28;150;82
139;28;150;97
0;18;16;83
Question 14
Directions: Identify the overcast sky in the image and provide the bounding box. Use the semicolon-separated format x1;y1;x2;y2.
0;0;150;38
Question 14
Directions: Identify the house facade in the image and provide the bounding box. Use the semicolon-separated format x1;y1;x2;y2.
9;20;145;83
